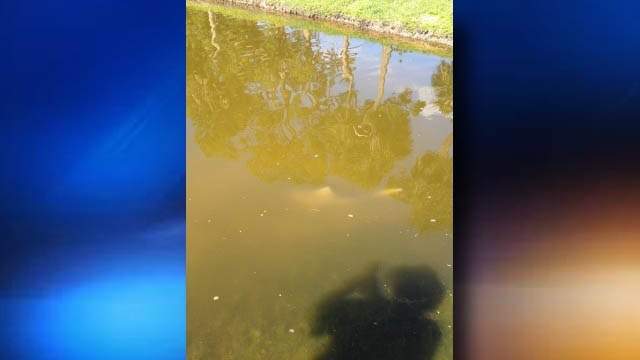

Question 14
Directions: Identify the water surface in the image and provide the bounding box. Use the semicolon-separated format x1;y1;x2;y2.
187;6;452;359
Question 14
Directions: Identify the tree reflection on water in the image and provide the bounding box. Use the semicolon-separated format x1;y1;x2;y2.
187;8;453;360
187;11;432;189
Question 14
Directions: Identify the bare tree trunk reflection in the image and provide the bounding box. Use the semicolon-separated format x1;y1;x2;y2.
375;45;392;108
342;36;355;106
358;45;391;138
208;10;220;58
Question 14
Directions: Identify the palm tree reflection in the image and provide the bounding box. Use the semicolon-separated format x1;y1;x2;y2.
188;10;451;228
431;61;452;117
187;12;426;188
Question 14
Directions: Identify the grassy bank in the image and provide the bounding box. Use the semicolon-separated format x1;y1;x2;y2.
198;0;452;45
272;0;451;36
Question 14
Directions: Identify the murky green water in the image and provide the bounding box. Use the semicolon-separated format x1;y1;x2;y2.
187;5;452;359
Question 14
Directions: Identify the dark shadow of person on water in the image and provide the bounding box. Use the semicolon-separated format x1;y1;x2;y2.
311;264;445;360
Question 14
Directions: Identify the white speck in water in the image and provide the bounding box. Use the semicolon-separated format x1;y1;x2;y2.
427;195;432;199
347;214;354;218
208;218;212;223
313;154;319;158
188;197;192;201
310;208;321;212
278;293;282;297
213;296;220;301
239;229;243;233
288;328;295;333
430;219;437;223
446;264;452;268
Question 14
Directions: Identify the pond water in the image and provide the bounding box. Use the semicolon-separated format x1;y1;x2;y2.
187;5;452;360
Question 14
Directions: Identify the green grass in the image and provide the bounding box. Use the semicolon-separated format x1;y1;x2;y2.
272;0;452;36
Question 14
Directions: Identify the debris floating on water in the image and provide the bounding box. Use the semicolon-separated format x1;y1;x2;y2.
347;214;355;218
430;218;437;223
213;296;220;301
288;328;295;333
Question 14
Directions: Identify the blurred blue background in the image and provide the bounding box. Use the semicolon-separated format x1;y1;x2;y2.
0;1;185;359
2;0;639;358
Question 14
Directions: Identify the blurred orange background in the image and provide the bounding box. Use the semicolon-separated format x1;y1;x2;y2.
466;182;640;359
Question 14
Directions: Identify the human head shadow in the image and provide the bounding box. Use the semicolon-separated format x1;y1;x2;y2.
311;264;445;360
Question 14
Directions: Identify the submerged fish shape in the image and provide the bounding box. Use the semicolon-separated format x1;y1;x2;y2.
289;186;404;208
